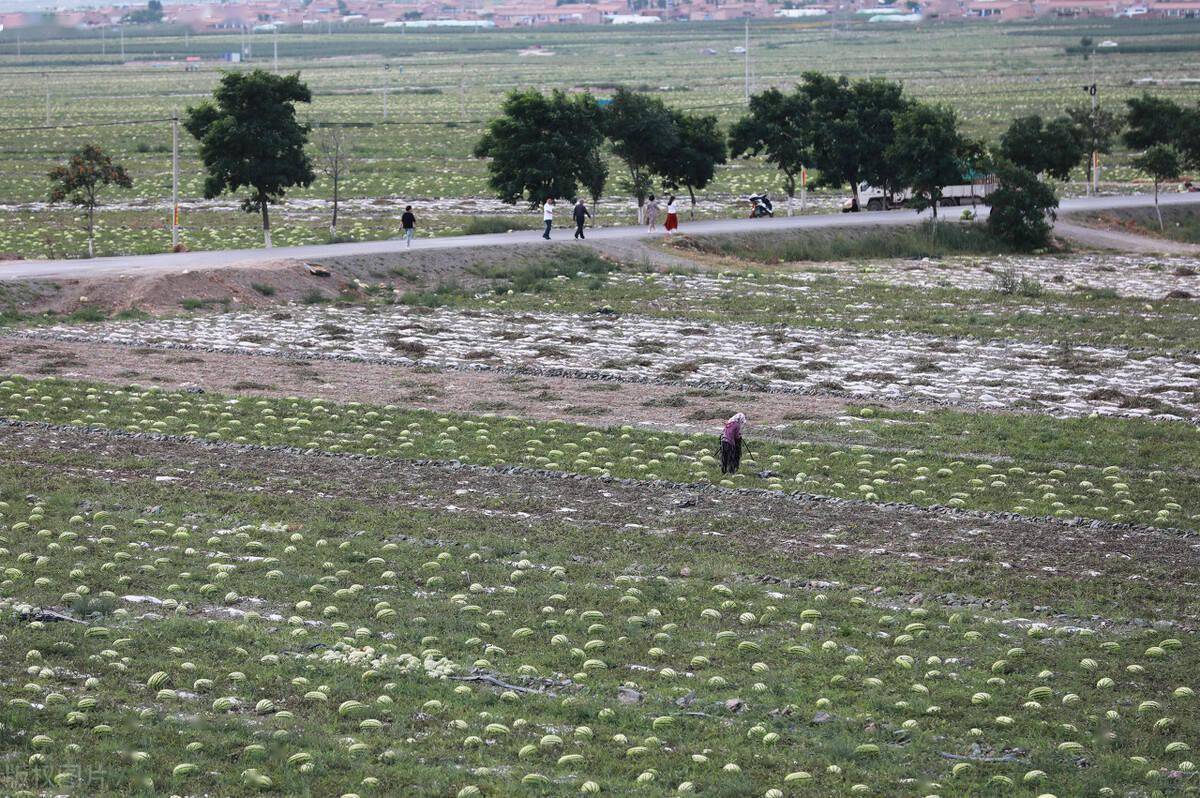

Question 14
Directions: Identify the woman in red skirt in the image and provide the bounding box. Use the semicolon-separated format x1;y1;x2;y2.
664;195;679;235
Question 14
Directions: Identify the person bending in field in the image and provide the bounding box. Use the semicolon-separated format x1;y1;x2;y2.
719;412;747;474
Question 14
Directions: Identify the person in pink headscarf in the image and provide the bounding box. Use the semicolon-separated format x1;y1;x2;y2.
719;412;747;474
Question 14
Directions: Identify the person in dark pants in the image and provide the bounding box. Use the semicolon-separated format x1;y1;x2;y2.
542;198;555;239
573;198;591;240
400;205;416;248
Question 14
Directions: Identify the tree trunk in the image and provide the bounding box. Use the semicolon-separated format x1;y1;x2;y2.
851;180;861;212
261;198;272;248
687;186;696;220
930;194;939;221
786;174;795;216
86;206;95;258
330;171;339;238
1154;180;1163;231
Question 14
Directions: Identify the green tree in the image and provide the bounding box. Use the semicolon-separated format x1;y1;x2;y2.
473;89;605;210
1174;108;1200;170
1132;144;1181;232
889;102;967;220
728;87;811;215
986;162;1059;250
604;88;679;222
1065;103;1123;188
185;70;315;248
661;110;726;218
47;144;132;258
1123;94;1185;150
578;149;608;222
999;115;1085;182
800;72;910;210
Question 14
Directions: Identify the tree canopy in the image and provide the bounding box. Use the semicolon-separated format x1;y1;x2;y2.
986;161;1059;250
999;115;1085;182
604;88;679;214
890;102;969;218
1123;94;1186;151
47;144;132;258
473;89;606;209
661;110;727;216
1132;143;1181;231
728;87;811;211
184;70;315;248
792;73;911;206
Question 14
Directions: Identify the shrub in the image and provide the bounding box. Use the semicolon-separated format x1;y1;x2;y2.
675;220;1011;262
993;268;1044;297
474;249;617;294
986;162;1059;250
461;216;538;236
251;283;277;296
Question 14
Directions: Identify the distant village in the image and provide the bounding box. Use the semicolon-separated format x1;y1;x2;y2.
0;0;1197;35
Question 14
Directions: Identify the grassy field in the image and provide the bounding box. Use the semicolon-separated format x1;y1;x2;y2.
0;20;1195;796
0;17;1199;257
0;49;1198;793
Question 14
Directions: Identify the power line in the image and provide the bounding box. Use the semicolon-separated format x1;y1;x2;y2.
0;117;175;133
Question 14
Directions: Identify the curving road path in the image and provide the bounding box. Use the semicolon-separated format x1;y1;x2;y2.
1;192;1198;282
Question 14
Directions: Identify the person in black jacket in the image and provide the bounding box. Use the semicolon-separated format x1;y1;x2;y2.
400;205;416;248
572;198;591;240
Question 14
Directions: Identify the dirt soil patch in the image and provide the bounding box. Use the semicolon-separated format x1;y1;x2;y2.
3;241;655;317
0;337;862;434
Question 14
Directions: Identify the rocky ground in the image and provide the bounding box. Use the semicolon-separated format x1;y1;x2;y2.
18;301;1199;420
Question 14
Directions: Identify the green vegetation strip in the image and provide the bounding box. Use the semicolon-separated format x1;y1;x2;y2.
0;375;1195;531
0;474;1197;797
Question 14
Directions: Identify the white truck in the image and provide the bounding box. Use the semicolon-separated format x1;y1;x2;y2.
842;175;996;212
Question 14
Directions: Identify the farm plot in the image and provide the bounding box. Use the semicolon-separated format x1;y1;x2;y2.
0;416;1198;798
21;304;1200;419
0;374;1196;530
737;255;1200;301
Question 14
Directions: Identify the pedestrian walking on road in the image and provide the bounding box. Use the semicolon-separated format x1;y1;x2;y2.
573;198;591;240
645;194;660;231
542;198;555;240
664;195;679;235
401;205;416;248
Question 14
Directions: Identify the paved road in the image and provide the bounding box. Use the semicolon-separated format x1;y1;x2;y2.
2;192;1198;282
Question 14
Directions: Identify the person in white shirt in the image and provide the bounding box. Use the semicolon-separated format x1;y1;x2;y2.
664;195;679;235
542;198;555;240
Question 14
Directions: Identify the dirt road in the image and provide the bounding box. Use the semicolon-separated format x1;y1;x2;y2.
3;193;1198;282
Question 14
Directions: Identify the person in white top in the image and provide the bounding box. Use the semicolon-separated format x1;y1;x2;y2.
664;195;679;235
542;198;555;240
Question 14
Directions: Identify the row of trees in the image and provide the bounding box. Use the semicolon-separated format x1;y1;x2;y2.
473;87;727;223
46;69;1200;256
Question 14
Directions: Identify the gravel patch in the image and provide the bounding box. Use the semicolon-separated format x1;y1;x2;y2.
20;305;1200;420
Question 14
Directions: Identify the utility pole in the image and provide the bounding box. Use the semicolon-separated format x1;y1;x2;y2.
43;72;50;125
102;26;106;56
171;113;180;250
273;26;278;73
743;17;751;102
459;66;466;122
383;63;391;121
120;25;125;61
1090;53;1097;195
1081;43;1098;196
